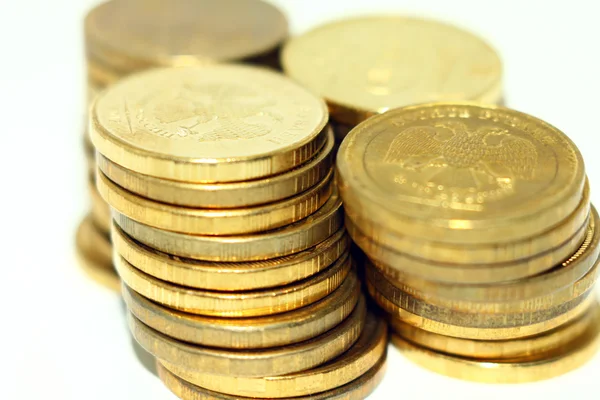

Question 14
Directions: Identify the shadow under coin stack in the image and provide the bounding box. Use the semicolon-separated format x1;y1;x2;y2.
337;103;600;383
281;16;503;145
77;0;288;290
90;65;387;399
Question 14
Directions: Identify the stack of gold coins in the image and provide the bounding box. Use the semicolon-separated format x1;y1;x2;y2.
282;16;503;144
337;102;600;383
77;0;289;289
90;65;387;399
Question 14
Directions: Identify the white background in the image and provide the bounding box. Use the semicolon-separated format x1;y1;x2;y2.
1;0;599;399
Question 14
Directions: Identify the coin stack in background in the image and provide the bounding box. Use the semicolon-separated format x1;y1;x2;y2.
90;65;387;399
77;0;289;290
282;16;503;145
337;103;600;383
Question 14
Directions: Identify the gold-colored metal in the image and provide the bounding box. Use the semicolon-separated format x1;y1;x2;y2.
87;80;103;106
162;311;387;398
97;167;333;235
337;103;585;245
157;357;386;400
122;272;360;348
113;223;349;291
87;59;121;87
86;0;288;72
376;210;599;304
367;255;599;314
390;302;598;359
89;178;111;234
129;296;366;378
345;180;590;269
370;281;594;340
97;130;334;208
113;187;343;261
391;301;600;383
116;252;351;317
282;17;502;126
349;211;589;285
75;215;118;291
90;66;328;183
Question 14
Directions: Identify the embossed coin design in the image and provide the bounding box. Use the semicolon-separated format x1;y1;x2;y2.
128;297;366;378
282;17;502;126
97;129;334;208
91;66;329;182
122;272;360;348
392;301;600;383
85;0;288;71
162;311;387;398
337;103;585;244
113;187;343;261
113;223;349;291
116;252;351;316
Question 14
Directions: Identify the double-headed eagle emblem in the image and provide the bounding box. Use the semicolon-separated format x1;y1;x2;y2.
384;121;538;189
147;84;283;141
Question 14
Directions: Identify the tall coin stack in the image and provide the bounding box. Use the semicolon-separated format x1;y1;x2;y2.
282;16;503;144
337;103;600;383
77;0;288;290
90;65;387;399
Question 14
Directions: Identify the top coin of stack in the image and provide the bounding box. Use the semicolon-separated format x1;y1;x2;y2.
90;64;387;399
78;0;289;289
337;102;600;383
282;16;502;141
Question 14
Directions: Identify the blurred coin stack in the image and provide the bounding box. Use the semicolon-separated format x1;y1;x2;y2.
337;102;600;383
90;65;387;399
77;0;288;289
282;16;503;145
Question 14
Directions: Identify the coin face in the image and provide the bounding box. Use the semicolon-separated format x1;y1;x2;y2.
338;103;585;243
91;66;328;182
85;0;288;67
282;17;501;125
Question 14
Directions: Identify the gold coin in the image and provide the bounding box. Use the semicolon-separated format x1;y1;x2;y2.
367;257;599;315
129;296;366;378
97;167;333;235
91;66;328;183
349;211;589;285
391;301;600;383
113;187;343;261
377;209;599;304
97;130;334;208
113;223;349;291
345;180;590;268
75;215;118;291
85;0;288;72
162;310;387;398
370;281;594;340
157;356;386;400
337;103;585;245
116;251;351;317
122;271;360;348
87;80;103;106
390;302;598;359
89;178;111;234
87;59;121;87
282;17;502;126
